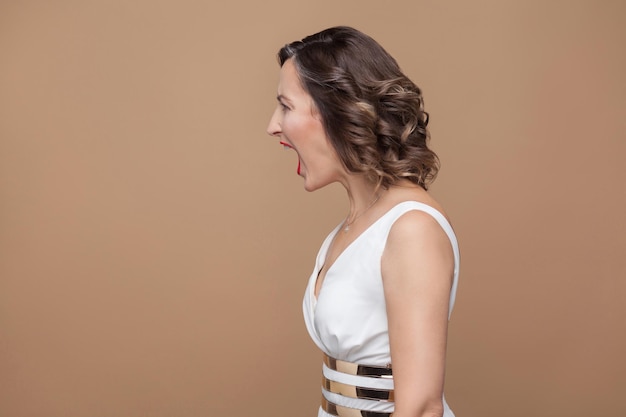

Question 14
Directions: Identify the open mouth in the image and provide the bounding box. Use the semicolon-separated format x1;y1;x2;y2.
279;141;293;151
279;141;301;175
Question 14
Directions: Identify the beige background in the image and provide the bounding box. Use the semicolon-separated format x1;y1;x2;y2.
1;1;624;416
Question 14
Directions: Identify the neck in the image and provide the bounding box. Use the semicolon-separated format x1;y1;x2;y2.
341;175;381;222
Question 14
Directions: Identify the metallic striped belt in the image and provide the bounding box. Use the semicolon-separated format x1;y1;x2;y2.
321;354;394;416
323;376;394;401
321;396;393;417
323;354;393;379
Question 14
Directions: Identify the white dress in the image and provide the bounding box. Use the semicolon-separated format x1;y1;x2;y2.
302;201;460;417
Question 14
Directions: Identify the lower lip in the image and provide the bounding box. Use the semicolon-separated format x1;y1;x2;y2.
297;159;301;175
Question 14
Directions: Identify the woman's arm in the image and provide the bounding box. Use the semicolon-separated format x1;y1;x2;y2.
382;210;455;417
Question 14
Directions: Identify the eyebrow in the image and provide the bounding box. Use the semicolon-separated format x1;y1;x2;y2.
276;94;291;104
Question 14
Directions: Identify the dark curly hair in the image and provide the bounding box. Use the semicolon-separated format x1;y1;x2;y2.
278;26;439;190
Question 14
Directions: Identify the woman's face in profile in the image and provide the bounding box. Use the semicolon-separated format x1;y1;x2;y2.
267;59;345;192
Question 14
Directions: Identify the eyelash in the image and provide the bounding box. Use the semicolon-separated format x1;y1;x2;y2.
279;102;290;111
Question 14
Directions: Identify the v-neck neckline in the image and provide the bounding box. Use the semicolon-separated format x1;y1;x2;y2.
310;200;452;303
312;206;392;301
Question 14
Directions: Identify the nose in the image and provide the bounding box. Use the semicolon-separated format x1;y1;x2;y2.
266;106;282;137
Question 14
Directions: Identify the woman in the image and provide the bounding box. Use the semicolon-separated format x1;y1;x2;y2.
267;26;460;417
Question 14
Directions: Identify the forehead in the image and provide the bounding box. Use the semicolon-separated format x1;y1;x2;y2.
278;59;307;98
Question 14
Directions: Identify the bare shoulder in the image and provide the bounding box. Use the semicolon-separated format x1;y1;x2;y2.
386;209;451;250
384;185;452;245
382;190;455;286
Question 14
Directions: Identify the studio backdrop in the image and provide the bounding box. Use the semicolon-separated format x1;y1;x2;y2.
1;1;624;416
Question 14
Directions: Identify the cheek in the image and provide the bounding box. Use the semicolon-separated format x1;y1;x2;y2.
280;117;293;133
282;115;306;139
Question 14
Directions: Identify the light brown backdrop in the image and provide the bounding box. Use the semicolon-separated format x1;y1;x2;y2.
1;1;624;416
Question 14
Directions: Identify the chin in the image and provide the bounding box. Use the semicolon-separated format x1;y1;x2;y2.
303;183;319;192
301;177;319;192
303;177;335;193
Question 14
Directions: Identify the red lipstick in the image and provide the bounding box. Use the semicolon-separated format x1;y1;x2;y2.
280;141;301;175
